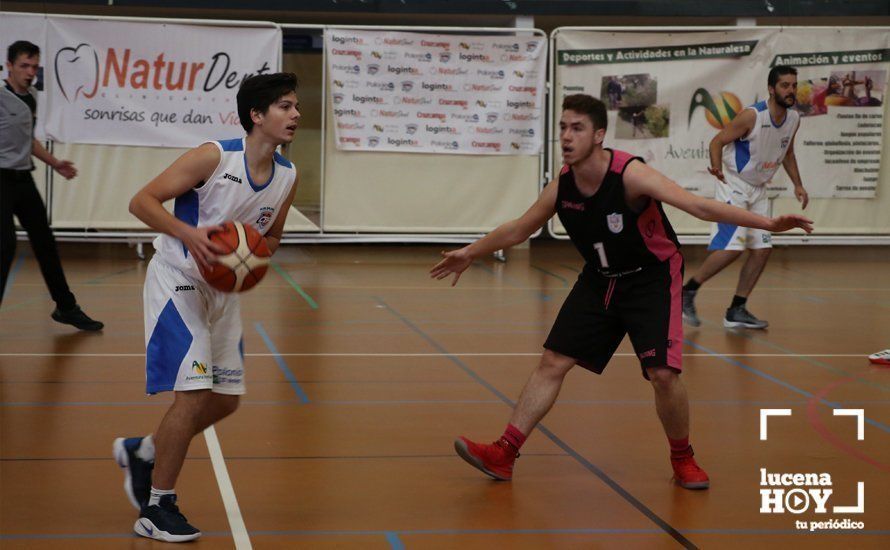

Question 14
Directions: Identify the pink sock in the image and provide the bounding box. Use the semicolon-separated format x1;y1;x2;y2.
669;436;691;457
501;424;527;450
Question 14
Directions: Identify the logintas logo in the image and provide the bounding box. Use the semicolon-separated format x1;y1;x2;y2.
54;43;272;103
688;88;742;129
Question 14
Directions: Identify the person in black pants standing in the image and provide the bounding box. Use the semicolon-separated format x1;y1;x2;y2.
0;40;102;331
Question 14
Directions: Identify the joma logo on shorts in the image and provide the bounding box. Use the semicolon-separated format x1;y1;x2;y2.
175;285;195;292
223;173;243;184
639;349;657;359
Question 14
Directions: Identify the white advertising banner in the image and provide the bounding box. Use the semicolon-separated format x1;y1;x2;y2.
555;28;888;198
327;29;546;155
43;18;281;147
1;12;49;139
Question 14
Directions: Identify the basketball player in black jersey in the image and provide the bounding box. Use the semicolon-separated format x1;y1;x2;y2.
431;94;812;489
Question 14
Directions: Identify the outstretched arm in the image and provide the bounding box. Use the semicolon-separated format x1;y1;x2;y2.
32;138;77;179
430;178;558;286
624;161;813;234
129;142;226;271
708;109;755;183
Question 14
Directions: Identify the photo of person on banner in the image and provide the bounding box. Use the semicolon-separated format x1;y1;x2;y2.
682;65;809;330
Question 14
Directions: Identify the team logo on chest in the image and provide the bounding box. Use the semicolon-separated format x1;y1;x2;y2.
607;212;624;233
255;207;275;230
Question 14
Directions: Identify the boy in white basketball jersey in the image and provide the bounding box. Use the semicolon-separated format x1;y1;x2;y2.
683;66;809;329
114;73;300;542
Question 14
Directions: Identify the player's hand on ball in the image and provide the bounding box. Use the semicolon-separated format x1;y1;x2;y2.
180;224;226;272
770;214;813;234
431;247;473;286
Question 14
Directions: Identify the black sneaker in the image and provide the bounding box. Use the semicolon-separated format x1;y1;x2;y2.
682;289;701;327
724;305;768;329
135;494;202;542
51;305;104;331
113;437;153;509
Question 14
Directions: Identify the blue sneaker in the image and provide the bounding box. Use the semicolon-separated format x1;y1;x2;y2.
135;494;202;542
113;437;153;510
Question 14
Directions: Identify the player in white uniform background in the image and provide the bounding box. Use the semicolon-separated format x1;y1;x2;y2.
683;66;809;330
113;73;301;542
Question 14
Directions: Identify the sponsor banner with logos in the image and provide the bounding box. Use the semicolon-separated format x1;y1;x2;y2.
42;17;280;147
1;12;49;139
327;29;546;155
556;29;888;198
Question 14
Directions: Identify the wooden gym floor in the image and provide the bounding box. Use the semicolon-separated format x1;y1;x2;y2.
1;241;888;549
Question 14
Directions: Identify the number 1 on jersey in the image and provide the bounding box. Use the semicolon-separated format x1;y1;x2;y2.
593;242;609;268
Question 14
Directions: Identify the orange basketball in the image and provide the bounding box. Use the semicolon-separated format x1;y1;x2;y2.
200;221;271;293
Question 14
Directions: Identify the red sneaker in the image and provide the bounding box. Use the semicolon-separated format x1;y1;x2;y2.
671;450;710;490
454;436;518;481
869;349;890;366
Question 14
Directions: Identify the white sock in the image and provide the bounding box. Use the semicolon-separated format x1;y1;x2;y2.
136;434;155;463
148;486;175;507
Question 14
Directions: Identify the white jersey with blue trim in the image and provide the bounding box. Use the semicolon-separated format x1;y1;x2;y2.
722;101;799;187
153;137;297;280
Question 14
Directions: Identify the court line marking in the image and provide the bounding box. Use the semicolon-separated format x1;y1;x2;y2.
472;262;551;301
696;318;890;392
83;266;138;285
255;322;309;404
204;426;252;550
0;352;874;358
530;264;570;286
685;340;890;435
373;296;698;550
385;531;405;549
9;282;890;291
806;379;890;472
271;261;318;309
3;252;25;295
3;528;889;540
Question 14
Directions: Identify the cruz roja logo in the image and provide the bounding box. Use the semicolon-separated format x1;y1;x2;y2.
759;408;866;531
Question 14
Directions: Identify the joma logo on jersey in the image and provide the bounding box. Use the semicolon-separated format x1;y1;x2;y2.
223;173;243;184
174;285;195;292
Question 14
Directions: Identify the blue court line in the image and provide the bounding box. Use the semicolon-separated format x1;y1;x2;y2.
373;296;697;550
271;261;318;309
83;266;138;285
684;339;890;435
255;322;309;404
3;251;25;296
530;264;569;286
3;528;889;540
385;531;405;549
698;318;890;393
0;295;42;312
472;262;551;301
